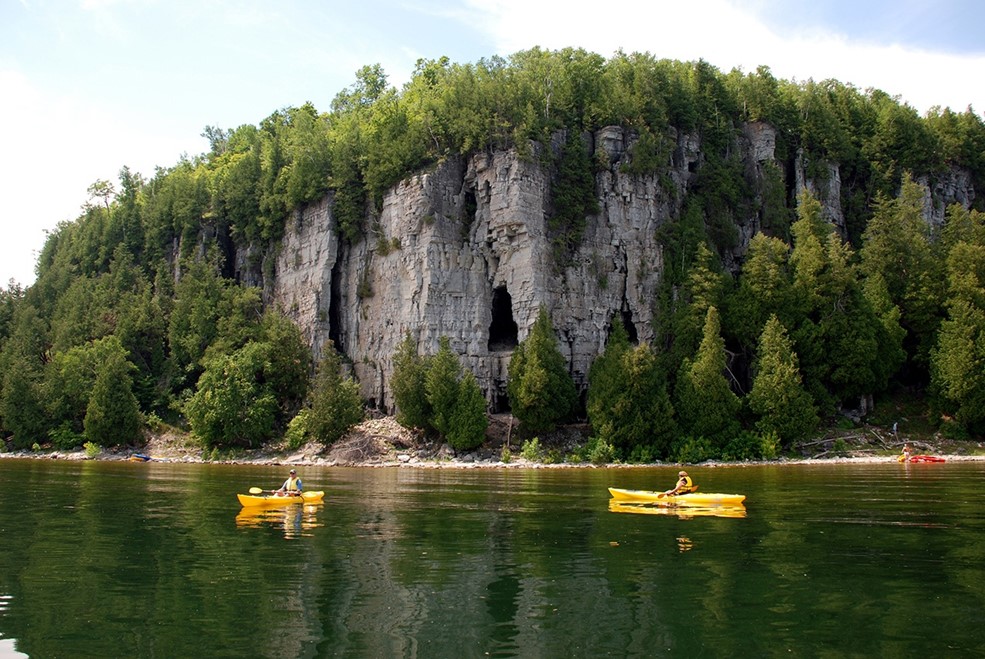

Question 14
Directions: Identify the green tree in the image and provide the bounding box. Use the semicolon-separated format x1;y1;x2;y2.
1;357;46;449
789;190;899;411
391;332;432;431
748;315;818;444
613;343;676;460
859;174;942;378
931;300;985;432
256;311;311;417
664;241;729;377
425;337;462;439
44;337;134;436
587;320;676;459
84;345;141;447
549;129;599;265
445;369;489;452
307;342;365;446
674;306;741;449
586;318;632;434
0;280;24;345
168;256;229;384
930;237;985;433
185;342;278;449
507;308;577;435
727;232;797;350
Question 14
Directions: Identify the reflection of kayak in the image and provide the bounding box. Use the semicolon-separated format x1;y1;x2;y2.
236;504;324;537
905;455;946;463
237;491;325;507
608;487;746;505
608;500;746;518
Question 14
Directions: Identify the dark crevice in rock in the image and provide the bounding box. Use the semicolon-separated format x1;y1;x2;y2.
328;240;345;354
488;285;518;352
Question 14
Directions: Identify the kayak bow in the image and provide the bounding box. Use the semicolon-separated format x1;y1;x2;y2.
237;491;325;507
608;487;746;506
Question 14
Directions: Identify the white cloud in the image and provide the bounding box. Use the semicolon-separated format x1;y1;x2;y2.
0;68;201;286
465;0;985;113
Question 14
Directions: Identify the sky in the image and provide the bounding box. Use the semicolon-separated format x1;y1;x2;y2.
2;0;983;287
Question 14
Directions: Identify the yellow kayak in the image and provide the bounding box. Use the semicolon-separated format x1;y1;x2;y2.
237;491;325;507
608;487;745;506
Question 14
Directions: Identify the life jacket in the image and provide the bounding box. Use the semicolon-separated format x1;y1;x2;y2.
284;476;301;492
679;475;695;493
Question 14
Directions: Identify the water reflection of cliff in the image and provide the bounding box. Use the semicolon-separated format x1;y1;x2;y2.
235;504;324;538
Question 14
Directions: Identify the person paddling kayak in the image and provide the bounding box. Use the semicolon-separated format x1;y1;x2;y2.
277;469;303;496
665;470;696;496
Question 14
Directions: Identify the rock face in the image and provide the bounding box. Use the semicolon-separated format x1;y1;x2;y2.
267;122;975;412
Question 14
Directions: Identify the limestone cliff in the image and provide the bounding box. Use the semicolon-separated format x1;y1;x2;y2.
266;122;975;412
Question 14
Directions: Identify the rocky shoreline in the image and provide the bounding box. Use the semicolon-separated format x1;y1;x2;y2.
3;416;983;469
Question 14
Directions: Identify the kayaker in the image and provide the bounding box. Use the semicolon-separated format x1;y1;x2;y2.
665;470;696;496
898;444;911;463
277;469;303;496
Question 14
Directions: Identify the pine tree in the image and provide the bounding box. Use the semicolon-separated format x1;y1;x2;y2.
859;174;943;375
612;343;677;459
668;242;729;374
930;237;985;433
446;370;489;451
391;332;432;431
588;320;676;459
931;300;985;432
674;306;741;449
84;348;141;447
185;343;278;448
308;342;365;445
790;189;900;411
749;315;818;444
1;358;46;449
586;318;632;435
425;337;461;439
728;232;797;349
507;307;577;435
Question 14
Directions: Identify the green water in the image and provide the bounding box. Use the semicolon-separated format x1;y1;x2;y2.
0;459;983;657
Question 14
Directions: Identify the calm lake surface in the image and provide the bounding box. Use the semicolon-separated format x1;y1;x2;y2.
0;458;983;658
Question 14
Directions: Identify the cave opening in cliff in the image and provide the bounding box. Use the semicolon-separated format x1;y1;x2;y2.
488;286;518;352
621;309;638;344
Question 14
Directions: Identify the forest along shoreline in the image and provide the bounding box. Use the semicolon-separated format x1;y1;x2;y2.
2;415;983;469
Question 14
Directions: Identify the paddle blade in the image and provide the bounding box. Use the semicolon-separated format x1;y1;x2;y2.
249;487;263;494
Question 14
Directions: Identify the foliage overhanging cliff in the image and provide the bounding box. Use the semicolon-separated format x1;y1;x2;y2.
1;47;984;457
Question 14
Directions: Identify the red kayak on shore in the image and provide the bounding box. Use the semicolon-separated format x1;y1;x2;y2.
898;453;946;463
906;454;946;463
